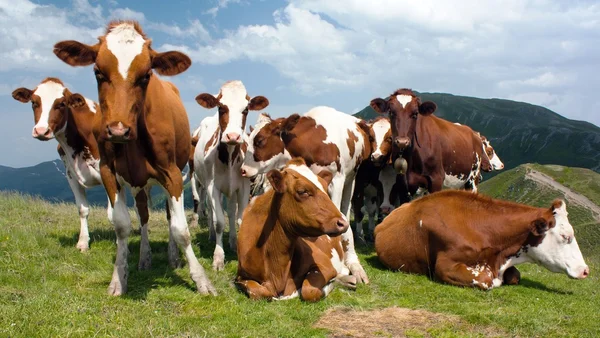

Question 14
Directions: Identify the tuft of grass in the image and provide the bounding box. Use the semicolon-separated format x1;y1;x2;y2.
1;181;599;337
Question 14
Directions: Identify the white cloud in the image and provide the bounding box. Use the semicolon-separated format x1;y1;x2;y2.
205;0;243;18
108;7;146;22
149;20;212;42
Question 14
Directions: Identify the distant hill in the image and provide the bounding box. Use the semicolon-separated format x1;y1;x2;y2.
355;92;600;173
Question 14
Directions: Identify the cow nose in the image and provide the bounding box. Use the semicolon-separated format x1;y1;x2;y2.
394;137;410;150
225;132;241;143
241;168;247;177
498;163;505;170
371;153;382;162
581;266;590;279
380;206;392;215
107;122;130;138
336;218;349;231
32;126;52;139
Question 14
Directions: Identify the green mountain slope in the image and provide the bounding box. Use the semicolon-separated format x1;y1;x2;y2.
355;92;600;173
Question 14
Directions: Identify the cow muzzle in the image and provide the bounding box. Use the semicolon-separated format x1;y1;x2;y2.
223;132;242;145
394;137;411;150
327;218;349;236
370;153;385;165
106;122;132;143
32;126;54;140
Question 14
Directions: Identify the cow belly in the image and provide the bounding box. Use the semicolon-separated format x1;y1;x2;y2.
73;156;102;188
443;173;468;190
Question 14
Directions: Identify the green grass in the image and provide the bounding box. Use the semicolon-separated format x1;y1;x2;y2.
1;186;599;337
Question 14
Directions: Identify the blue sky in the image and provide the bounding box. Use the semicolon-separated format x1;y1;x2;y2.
2;0;600;167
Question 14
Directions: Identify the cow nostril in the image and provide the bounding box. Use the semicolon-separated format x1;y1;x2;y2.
123;128;130;138
336;219;349;229
106;127;112;136
582;267;590;278
241;168;247;177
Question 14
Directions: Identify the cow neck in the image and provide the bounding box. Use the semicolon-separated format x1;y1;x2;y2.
217;142;243;165
55;106;99;164
256;195;297;295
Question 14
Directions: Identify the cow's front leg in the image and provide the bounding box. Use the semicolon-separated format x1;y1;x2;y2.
235;278;277;300
134;190;151;270
339;176;369;284
435;255;494;290
300;263;339;302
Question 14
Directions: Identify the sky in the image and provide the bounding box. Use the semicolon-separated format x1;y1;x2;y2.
1;0;600;167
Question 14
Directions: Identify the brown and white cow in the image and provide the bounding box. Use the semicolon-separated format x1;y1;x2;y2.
371;89;491;195
194;80;269;271
480;134;504;171
375;190;590;290
53;21;215;296
240;106;372;283
236;158;356;301
188;125;207;228
12;78;115;252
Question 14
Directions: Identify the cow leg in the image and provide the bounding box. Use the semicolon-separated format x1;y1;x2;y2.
502;266;521;285
235;278;277;300
338;176;369;284
62;163;91;252
164;200;182;268
161;173;216;295
107;187;131;296
300;260;339;302
134;190;152;270
189;173;200;228
351;186;366;245
435;255;494;290
207;183;226;271
231;181;250;252
365;191;378;242
227;195;238;252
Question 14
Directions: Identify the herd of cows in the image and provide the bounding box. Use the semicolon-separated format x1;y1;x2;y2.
11;21;589;301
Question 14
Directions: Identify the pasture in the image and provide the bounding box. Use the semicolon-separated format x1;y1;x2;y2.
1;180;599;337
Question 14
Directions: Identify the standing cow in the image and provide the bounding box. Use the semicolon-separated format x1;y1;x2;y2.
53;21;215;295
194;80;269;271
370;89;491;195
240;106;372;283
375;190;589;289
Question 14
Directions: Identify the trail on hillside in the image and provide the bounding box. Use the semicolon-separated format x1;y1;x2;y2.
525;169;600;221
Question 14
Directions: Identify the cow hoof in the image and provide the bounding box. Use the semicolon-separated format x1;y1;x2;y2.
76;242;89;252
335;275;357;290
107;280;126;296
212;258;225;271
349;263;370;284
189;215;199;228
197;281;218;296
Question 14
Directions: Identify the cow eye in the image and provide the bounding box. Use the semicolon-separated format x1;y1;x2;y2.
411;113;418;119
32;102;39;109
296;189;310;197
385;136;392;142
137;71;152;86
94;68;107;82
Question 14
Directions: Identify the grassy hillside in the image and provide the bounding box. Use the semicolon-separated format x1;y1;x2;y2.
1;164;599;337
355;92;600;174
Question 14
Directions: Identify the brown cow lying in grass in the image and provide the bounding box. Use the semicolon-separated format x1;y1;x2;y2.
375;190;589;290
236;158;357;301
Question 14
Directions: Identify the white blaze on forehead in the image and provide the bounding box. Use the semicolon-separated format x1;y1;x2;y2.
84;98;97;113
106;23;146;80
287;165;327;193
33;81;66;128
372;119;391;152
219;80;249;135
396;94;413;108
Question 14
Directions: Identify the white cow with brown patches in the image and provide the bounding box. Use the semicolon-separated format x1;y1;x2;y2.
240;106;372;284
193;80;269;271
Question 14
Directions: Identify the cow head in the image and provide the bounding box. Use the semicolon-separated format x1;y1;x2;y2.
525;200;589;279
53;21;191;143
370;89;437;153
369;117;393;165
267;158;348;237
196;81;269;146
481;135;504;170
241;113;292;179
12;78;95;141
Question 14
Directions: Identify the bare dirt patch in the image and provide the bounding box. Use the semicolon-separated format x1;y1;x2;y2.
314;307;503;337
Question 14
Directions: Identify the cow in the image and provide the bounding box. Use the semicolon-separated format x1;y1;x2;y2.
375;190;590;290
193;80;269;271
236;158;357;301
480;134;504;170
370;89;492;196
12;78;116;252
240;106;371;283
53;21;215;296
351;117;392;242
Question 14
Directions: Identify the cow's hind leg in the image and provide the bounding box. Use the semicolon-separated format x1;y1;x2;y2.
235;278;277;300
107;188;131;296
435;255;494;290
134;190;152;270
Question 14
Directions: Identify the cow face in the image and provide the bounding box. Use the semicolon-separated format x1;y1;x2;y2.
481;135;504;170
12;78;72;141
241;114;291;179
53;21;191;143
369;117;393;165
267;158;348;237
526;200;589;279
371;89;437;152
196;81;269;146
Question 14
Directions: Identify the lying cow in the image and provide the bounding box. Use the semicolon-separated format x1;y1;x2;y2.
236;158;356;301
375;190;590;290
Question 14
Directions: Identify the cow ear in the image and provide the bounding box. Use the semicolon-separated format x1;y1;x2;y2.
480;152;492;172
195;93;220;109
370;98;389;114
248;96;269;111
267;169;286;193
317;170;333;190
54;40;98;67
531;218;550;236
151;50;192;76
419;101;437;116
12;87;33;103
67;93;87;110
282;114;301;133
